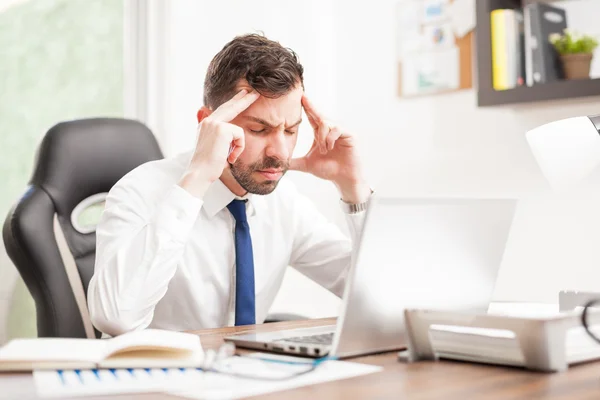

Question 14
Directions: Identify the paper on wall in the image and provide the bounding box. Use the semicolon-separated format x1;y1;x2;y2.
421;0;450;23
422;22;456;49
401;46;460;95
447;0;476;38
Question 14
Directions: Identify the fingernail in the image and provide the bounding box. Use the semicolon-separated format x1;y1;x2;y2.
240;89;248;95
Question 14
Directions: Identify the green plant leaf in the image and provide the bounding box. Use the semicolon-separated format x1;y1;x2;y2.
549;30;599;55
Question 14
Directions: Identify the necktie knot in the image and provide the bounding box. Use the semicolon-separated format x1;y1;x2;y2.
227;200;248;223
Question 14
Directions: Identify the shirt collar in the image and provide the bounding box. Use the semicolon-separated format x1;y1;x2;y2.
202;178;266;219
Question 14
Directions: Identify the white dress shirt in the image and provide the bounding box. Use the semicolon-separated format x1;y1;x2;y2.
87;151;366;336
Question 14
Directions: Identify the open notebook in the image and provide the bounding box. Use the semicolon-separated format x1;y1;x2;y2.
0;329;203;371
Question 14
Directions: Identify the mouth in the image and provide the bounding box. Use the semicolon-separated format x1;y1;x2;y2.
256;169;284;180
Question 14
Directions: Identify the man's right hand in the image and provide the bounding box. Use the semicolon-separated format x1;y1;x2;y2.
179;89;260;198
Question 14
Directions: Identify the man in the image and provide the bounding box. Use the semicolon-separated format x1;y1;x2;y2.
88;34;372;336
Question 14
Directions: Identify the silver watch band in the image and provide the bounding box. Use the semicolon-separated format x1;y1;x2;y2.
340;189;374;214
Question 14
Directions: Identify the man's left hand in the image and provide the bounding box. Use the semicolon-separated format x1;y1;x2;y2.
290;94;371;204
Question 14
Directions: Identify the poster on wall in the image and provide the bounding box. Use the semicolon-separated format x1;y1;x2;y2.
396;0;474;97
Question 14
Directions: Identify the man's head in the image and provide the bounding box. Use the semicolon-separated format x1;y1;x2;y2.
201;34;304;195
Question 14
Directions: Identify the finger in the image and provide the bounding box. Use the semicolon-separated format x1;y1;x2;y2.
227;128;245;163
303;104;319;130
302;95;329;152
317;122;329;154
211;89;260;122
301;94;325;126
289;157;308;172
326;126;342;151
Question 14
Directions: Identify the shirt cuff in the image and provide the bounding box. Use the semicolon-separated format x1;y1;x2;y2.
344;211;367;246
153;184;203;243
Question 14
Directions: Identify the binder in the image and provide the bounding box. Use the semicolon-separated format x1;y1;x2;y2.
524;3;567;86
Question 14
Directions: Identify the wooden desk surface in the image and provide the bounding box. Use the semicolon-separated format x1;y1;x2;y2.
4;318;600;400
190;318;600;400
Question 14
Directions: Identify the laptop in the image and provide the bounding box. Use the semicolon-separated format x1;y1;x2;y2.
225;196;518;359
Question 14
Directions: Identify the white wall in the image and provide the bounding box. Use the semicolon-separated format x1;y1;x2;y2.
334;0;600;303
158;0;600;318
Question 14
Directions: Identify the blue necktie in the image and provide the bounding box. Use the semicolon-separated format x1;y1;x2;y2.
227;200;256;326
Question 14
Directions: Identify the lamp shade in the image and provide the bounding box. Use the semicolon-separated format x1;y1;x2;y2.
526;116;600;190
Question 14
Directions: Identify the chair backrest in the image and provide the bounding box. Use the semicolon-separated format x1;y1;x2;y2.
3;118;163;338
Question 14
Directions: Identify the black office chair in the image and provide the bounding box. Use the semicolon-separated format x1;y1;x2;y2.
3;118;163;338
3;117;304;339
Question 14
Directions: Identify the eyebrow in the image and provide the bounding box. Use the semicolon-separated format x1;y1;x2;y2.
243;116;302;129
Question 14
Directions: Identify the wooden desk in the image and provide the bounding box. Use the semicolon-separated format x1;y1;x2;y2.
4;318;600;399
191;318;600;400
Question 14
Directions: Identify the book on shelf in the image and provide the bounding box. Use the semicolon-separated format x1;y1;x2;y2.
524;2;567;86
490;4;567;91
491;9;523;90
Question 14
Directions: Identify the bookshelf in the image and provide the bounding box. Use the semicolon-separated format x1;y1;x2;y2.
475;0;600;106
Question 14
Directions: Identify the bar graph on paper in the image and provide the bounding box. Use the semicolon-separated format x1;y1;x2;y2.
33;367;220;397
33;358;382;399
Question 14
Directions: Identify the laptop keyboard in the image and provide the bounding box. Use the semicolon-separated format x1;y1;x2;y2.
282;332;334;345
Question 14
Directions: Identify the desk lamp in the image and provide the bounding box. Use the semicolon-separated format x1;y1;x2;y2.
526;115;600;190
526;114;600;343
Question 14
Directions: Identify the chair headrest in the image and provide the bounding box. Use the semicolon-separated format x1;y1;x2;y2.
31;118;163;216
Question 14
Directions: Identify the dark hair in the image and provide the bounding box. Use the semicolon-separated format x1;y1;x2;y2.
203;33;304;109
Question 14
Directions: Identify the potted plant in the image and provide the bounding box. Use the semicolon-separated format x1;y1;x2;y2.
549;29;599;80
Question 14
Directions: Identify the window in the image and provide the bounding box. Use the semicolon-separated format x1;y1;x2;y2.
0;0;124;341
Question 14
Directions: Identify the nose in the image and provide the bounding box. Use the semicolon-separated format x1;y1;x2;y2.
265;130;290;161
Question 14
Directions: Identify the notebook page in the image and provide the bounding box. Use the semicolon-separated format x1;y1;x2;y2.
103;329;202;359
99;349;204;369
0;338;107;363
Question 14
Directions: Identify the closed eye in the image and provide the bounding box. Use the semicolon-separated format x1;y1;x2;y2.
249;128;266;134
285;130;297;135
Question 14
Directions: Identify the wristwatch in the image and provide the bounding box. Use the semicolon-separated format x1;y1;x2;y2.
340;189;374;214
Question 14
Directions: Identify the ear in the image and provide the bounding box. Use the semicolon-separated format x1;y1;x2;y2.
196;106;212;123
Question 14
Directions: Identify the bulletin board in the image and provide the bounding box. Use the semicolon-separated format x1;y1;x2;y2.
396;0;475;98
